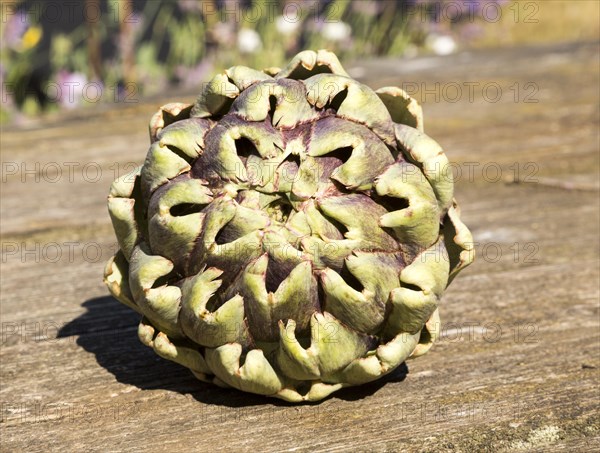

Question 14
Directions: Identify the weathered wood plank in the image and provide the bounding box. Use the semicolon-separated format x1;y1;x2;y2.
1;41;599;452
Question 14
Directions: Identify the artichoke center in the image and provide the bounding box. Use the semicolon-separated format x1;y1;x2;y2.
265;198;293;223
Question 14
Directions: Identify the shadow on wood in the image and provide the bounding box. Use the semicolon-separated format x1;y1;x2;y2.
57;296;409;407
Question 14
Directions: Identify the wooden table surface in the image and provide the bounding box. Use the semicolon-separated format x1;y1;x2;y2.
1;41;599;452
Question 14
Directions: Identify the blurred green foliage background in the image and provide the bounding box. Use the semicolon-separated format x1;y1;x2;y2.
1;0;598;122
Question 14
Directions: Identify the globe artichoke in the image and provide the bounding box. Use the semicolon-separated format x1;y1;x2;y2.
104;50;474;402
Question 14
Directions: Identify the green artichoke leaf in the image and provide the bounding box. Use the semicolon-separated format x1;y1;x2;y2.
275;49;350;80
200;231;264;283
335;331;419;385
376;86;424;132
148;325;212;375
190;72;240;118
241;237;315;342
192;196;236;248
147;177;213;270
198;119;284;184
205;344;283;396
149;102;193;142
231;79;319;128
224;65;273;91
277;319;321;380
128;244;183;338
290;155;322;199
215;203;271;240
375;161;440;249
103;250;138;312
275;381;344;403
310;312;377;379
285;209;312;238
276;311;379;382
107;167;142;261
307;116;395;190
384;239;450;336
394;124;454;213
157;118;214;159
443;202;476;285
409;308;441;359
300;235;358;272
140;141;191;201
179;267;249;347
304;73;395;145
189;197;266;277
304;200;344;241
320;251;404;334
317;194;398;251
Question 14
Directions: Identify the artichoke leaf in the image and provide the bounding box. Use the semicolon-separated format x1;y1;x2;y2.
320;251;404;334
443;201;475;285
103;251;138;312
376;161;440;249
376;86;424;132
410;308;441;359
157;118;214;159
180;267;248;347
394;124;454;213
107;167;142;260
128;244;183;338
225;65;273;90
140;142;191;201
205;344;283;396
149;103;192;142
384;239;449;336
190;72;240;117
275;49;349;79
336;331;419;385
305;74;395;145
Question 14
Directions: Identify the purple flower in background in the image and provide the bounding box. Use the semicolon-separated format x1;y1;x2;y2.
2;10;29;50
52;70;88;109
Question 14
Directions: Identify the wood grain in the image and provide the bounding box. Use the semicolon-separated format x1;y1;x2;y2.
1;41;599;452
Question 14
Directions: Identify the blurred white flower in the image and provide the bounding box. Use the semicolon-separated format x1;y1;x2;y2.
54;71;88;109
237;28;262;54
275;15;300;35
426;34;457;56
321;21;351;42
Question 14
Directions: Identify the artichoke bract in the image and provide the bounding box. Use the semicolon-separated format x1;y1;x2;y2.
104;50;474;402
